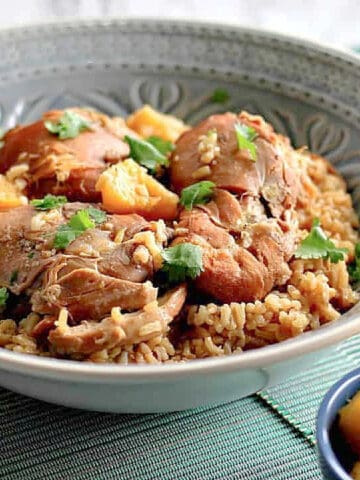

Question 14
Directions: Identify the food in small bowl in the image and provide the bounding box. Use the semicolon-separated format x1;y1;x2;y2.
317;368;360;480
0;105;359;364
339;390;360;479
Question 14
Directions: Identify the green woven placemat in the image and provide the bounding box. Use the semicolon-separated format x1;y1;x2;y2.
1;389;321;480
259;335;360;444
2;337;359;479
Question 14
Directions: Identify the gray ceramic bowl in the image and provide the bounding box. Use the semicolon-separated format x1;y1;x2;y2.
1;19;360;413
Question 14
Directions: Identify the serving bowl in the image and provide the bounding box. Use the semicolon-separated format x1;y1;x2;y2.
1;19;360;412
317;368;360;480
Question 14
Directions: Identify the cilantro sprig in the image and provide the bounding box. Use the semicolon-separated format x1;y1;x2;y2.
146;136;174;156
180;181;216;210
0;287;9;307
86;206;107;225
54;207;106;250
294;219;348;263
160;243;204;283
124;135;169;174
31;194;67;211
210;88;230;104
45;110;93;140
348;243;360;283
234;122;258;162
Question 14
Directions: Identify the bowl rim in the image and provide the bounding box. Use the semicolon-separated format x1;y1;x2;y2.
0;18;360;381
316;368;360;480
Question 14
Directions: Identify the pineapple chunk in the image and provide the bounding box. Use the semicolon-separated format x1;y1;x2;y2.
96;159;179;220
339;390;360;455
126;105;188;142
351;462;360;480
0;175;27;210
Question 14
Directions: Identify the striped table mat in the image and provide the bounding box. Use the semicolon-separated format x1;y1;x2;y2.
259;335;360;444
1;337;359;479
1;388;320;480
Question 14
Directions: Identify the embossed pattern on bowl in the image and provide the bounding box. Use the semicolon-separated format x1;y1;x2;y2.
0;20;360;412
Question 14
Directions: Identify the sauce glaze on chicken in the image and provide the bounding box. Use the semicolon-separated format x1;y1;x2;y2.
0;106;357;361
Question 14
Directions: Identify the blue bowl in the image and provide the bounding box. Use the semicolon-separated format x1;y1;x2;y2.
317;368;360;480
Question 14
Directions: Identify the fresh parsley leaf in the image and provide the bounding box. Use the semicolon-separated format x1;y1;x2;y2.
0;287;8;307
180;181;216;210
44;110;93;140
31;194;67;210
210;88;230;104
28;252;35;259
294;218;348;263
146;136;175;156
161;243;204;283
234;122;258;162
348;243;360;283
54;209;95;250
10;271;18;285
68;209;95;232
124;135;169;173
53;225;79;250
86;206;107;225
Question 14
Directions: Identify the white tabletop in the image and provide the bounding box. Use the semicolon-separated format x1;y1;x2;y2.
1;0;358;49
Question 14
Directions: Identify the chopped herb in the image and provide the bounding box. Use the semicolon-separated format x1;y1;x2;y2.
10;271;18;285
54;209;95;250
146;136;175;156
161;243;204;283
86;206;107;225
68;209;95;231
0;287;8;307
53;225;79;250
210;88;230;104
28;252;35;259
348;243;360;283
31;194;67;211
234;122;258;161
124;135;169;173
44;110;93;140
180;181;216;210
294;218;348;263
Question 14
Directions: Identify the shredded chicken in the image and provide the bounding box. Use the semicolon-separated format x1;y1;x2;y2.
0;204;169;323
0;108;136;201
170;111;300;302
48;285;187;355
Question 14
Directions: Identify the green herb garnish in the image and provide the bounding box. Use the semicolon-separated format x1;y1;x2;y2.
10;271;18;285
124;135;169;173
0;287;9;307
54;209;98;250
294;219;348;263
44;110;93;140
68;209;95;231
234;122;258;161
31;194;67;211
86;206;107;225
180;181;216;210
210;88;230;104
161;243;204;283
146;136;175;156
348;243;360;283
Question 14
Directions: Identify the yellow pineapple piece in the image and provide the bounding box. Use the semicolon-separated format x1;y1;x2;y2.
126;105;188;142
96;159;178;220
0;175;27;210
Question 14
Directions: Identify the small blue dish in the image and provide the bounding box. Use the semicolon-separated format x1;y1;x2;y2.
317;368;360;480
